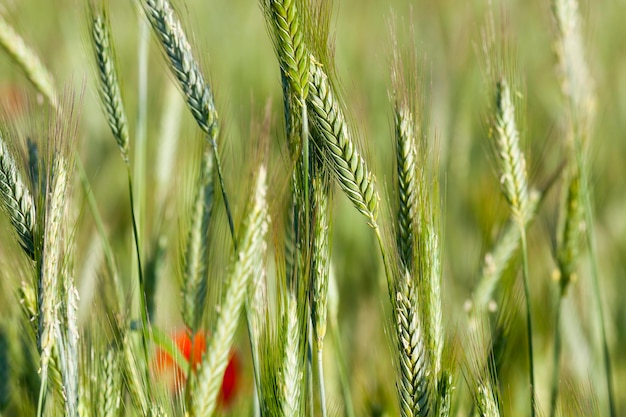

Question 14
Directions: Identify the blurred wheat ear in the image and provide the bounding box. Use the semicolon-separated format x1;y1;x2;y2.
193;166;269;417
181;146;214;334
0;15;58;109
0;133;36;259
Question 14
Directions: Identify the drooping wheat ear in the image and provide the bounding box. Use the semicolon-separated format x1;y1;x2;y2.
0;327;9;412
556;169;583;295
553;0;595;130
394;106;419;269
97;348;122;417
307;57;379;226
394;270;430;417
0;14;58;109
0;134;36;259
473;189;541;310
89;8;130;163
141;0;235;245
493;79;529;222
37;156;69;413
475;383;501;417
310;166;332;351
182;146;214;332
194;166;269;417
264;0;309;103
140;0;217;137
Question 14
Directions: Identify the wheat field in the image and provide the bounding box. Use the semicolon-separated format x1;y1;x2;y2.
0;0;624;416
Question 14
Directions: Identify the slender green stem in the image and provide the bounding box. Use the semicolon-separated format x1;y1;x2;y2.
76;157;123;307
317;347;328;417
373;226;393;298
134;15;149;255
36;377;46;417
549;293;564;417
330;319;355;417
519;226;535;417
126;169;151;387
207;136;237;250
307;329;314;416
183;329;195;410
581;169;616;417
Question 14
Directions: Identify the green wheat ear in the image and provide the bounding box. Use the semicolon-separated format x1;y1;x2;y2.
193;166;269;417
307;57;379;227
181;146;214;333
89;5;130;163
493;78;529;223
140;0;218;136
0;133;36;259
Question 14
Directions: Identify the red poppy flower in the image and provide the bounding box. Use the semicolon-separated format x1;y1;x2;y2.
153;329;240;408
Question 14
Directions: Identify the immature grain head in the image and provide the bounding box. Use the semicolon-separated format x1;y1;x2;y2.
310;165;332;351
476;383;501;417
38;156;69;392
493;79;529;222
181;146;214;332
89;7;130;163
307;57;379;227
394;271;431;417
263;0;310;104
194;166;269;417
140;0;218;137
0;133;36;258
394;106;419;270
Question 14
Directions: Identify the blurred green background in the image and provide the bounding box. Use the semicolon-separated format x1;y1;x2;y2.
0;0;625;415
